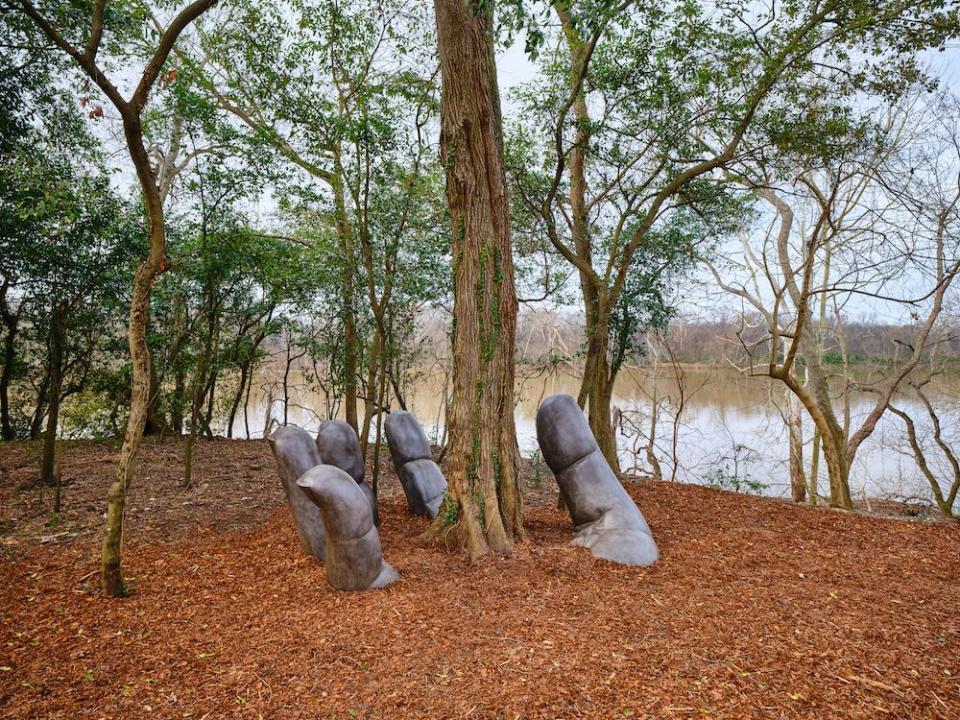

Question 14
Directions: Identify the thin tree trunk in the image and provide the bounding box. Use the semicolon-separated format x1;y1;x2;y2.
144;361;172;436
645;403;662;481
807;241;832;505
431;0;523;558
283;341;292;426
371;337;390;499
262;387;274;437
102;113;172;597
555;4;619;473
0;279;19;441
644;360;662;482
172;365;186;435
181;353;208;490
331;147;360;434
226;359;249;439
13;0;217;597
359;330;382;458
202;363;217;437
787;387;806;503
41;302;66;511
243;367;254;439
28;371;49;439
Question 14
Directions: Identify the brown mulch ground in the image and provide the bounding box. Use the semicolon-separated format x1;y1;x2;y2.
1;438;958;719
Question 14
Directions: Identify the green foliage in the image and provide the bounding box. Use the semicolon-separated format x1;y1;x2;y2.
608;210;704;372
822;350;869;366
185;0;448;415
148;158;319;434
439;491;459;528
0;71;140;438
701;443;768;494
701;467;768;495
4;0;957;462
527;448;549;488
506;0;959;404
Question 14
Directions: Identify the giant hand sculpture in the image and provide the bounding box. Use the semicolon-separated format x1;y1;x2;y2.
535;394;658;566
267;426;327;561
316;419;379;526
384;411;447;518
297;465;399;591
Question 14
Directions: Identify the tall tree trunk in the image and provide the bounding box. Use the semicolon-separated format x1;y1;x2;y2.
806;242;832;505
431;0;524;558
0;279;19;440
102;114;170;597
371;336;390;498
283;341;293;426
243;364;255;439
41;302;66;511
644;364;663;482
183;309;216;488
202;364;217;437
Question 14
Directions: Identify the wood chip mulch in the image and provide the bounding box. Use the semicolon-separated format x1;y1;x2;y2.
0;438;958;719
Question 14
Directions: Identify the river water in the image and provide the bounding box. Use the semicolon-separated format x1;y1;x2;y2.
229;366;960;505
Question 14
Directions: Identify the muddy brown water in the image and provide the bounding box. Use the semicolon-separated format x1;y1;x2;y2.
224;366;959;505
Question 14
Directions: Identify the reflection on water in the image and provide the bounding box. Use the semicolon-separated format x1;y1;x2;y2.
226;366;960;504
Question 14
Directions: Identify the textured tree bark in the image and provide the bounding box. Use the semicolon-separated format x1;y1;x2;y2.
226;363;245;439
780;367;852;509
432;0;524;558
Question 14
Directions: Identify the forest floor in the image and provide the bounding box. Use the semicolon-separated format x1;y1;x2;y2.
0;438;958;719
